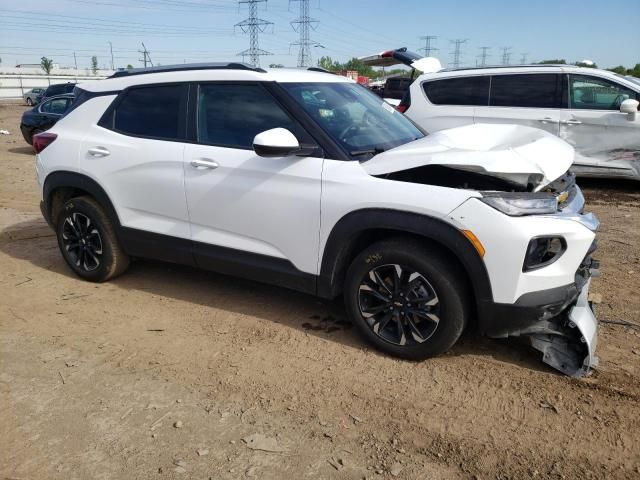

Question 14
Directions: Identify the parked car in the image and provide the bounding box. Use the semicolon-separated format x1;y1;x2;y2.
20;93;74;146
363;49;640;180
35;82;76;104
23;87;45;106
33;63;599;376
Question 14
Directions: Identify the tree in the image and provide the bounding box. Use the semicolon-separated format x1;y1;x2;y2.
608;65;627;75
40;57;54;74
575;61;597;69
91;56;98;75
269;63;284;68
317;56;341;72
537;59;566;64
126;64;134;70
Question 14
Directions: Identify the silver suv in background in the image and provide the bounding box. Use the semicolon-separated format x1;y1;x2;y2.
405;64;640;180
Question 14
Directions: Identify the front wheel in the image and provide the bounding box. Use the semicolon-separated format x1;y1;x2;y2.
344;239;469;360
26;98;33;106
55;196;130;282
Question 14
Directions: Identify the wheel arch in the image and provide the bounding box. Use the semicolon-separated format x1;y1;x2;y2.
42;171;121;230
318;209;493;310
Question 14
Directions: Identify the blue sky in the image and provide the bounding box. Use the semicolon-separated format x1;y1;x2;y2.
1;0;638;70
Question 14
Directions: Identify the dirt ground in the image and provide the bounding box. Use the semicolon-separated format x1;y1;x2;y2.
1;103;639;480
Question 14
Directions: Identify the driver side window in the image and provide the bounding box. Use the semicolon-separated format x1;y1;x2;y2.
569;74;638;111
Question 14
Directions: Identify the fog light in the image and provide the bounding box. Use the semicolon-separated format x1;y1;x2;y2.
523;236;566;272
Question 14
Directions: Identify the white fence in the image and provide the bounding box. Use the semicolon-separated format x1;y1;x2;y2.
0;67;114;99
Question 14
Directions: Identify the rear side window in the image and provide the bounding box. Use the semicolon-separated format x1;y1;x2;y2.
101;84;187;141
423;76;490;105
490;74;562;108
40;97;72;115
196;83;303;149
384;78;412;100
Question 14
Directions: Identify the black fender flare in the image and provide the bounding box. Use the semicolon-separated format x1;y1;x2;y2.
317;208;493;309
42;171;121;229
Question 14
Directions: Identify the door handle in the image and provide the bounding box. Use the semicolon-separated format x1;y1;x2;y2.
190;158;219;170
88;146;110;157
561;119;582;126
537;117;555;124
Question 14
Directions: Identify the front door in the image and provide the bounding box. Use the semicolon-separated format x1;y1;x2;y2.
183;82;323;289
560;74;640;177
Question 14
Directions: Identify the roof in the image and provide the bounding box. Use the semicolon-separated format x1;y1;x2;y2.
79;63;352;93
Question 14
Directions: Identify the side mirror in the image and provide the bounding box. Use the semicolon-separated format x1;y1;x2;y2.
620;99;639;121
253;128;300;157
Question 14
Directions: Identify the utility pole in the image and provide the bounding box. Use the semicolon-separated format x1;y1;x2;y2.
520;52;528;64
477;46;490;67
500;46;512;65
73;52;78;69
450;39;467;69
419;35;438;57
139;42;153;68
109;41;114;70
289;0;319;67
235;0;273;67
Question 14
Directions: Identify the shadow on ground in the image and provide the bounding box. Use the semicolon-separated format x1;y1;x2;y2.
1;217;552;375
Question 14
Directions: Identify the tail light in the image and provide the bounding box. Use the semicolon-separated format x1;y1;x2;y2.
396;104;408;113
33;132;57;153
397;90;411;114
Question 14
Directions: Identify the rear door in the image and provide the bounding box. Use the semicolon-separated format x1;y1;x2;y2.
560;74;640;176
80;84;192;256
474;73;565;135
412;75;489;131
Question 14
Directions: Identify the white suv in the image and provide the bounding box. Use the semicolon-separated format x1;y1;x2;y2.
34;63;600;376
402;62;640;180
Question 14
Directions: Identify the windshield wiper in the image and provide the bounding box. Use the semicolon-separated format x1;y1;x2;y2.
349;146;385;157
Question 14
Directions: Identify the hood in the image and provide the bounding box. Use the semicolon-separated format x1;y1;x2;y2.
362;124;574;190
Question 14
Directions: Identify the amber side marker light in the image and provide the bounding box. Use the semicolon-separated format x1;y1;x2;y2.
462;230;485;258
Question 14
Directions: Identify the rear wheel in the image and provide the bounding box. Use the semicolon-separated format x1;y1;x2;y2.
55;196;130;282
344;239;469;360
26;97;33;106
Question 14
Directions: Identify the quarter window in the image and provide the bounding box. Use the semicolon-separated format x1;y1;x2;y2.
423;76;490;106
569;75;639;110
490;74;562;108
103;84;187;141
197;83;303;149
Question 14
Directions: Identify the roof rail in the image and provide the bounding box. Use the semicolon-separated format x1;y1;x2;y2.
109;62;266;78
440;64;571;72
307;67;336;74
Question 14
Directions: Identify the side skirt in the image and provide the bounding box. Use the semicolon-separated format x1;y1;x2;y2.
119;227;317;295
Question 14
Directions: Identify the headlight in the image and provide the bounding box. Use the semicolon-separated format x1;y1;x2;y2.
523;236;566;271
480;192;558;216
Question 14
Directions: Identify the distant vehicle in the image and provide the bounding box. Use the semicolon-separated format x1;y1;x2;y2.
23;88;45;106
20;93;74;146
363;48;640;180
35;83;76;104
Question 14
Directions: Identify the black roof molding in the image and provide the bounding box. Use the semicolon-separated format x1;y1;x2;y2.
109;62;266;78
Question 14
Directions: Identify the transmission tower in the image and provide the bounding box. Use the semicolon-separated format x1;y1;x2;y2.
500;46;512;65
478;46;490;66
419;35;438;57
235;0;273;67
138;42;153;68
289;0;319;67
450;39;467;68
520;52;528;64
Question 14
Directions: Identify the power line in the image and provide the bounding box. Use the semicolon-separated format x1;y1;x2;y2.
419;35;438;57
478;46;490;66
450;39;467;68
289;0;319;67
235;0;273;67
109;41;114;69
139;42;152;67
501;46;512;65
520;52;528;64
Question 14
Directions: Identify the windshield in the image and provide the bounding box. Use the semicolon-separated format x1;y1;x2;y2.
280;82;424;157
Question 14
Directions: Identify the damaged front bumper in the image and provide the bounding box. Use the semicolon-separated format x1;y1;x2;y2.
479;241;600;377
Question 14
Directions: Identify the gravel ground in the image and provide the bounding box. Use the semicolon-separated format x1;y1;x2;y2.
1;103;639;480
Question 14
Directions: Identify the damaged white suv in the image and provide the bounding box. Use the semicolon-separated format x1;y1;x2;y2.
34;63;599;376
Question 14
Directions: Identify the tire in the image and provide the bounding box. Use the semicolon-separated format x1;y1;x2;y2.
26;98;33;106
55;196;130;282
344;238;469;360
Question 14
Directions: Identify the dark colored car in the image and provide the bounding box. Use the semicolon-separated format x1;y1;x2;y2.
35;82;76;104
20;94;74;146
